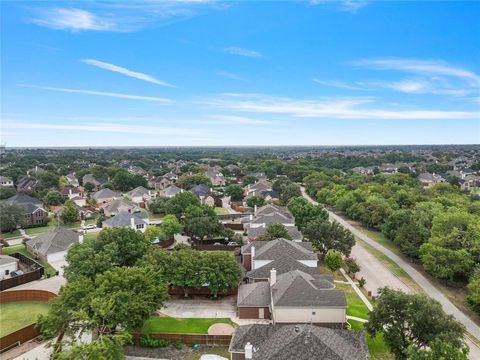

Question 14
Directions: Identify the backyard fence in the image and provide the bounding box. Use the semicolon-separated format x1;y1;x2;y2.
168;287;238;296
0;290;56;352
192;244;239;251
0;253;44;291
132;332;232;347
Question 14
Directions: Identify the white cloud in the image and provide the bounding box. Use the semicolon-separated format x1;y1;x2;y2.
31;8;117;31
217;71;246;81
351;58;480;85
208;115;272;125
310;0;368;13
313;79;364;90
224;46;263;58
387;80;428;93
3;121;208;137
81;59;175;87
20;85;171;103
203;93;478;120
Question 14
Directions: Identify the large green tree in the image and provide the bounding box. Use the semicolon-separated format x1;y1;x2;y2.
64;227;151;281
257;223;292;241
287;196;328;230
160;214;182;239
164;192;200;219
304;219;355;257
0;202;25;232
224;184;244;201
61;200;80;224
366;288;466;360
177;174;212;189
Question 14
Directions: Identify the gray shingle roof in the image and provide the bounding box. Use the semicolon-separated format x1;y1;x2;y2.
161;185;182;196
103;211;148;227
247;225;303;241
127;186;150;198
250;212;294;226
243;239;316;261
26;228;80;256
102;199;137;215
246;255;321;280
6;194;42;207
229;324;368;360
272;270;345;307
93;188;119;200
237;281;270;307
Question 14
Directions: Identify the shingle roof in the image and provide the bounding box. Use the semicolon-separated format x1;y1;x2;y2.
102;198;137;215
103;211;148;227
246;255;321;280
190;184;210;197
250;212;295;225
237;281;270;307
272;270;345;307
243;239;316;261
127;186;150;198
6;193;42;207
26;228;80;256
92;188;119;200
229;324;368;360
247;225;303;241
161;185;182;196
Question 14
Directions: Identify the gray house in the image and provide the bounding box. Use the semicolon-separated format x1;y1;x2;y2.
229;323;368;360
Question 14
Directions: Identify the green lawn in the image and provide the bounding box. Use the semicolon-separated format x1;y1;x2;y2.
349;320;392;359
0;301;50;337
143;317;237;334
214;207;229;215
2;244;57;276
336;283;370;319
0;230;22;239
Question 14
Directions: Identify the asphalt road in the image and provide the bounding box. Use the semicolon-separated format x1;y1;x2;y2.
300;186;480;357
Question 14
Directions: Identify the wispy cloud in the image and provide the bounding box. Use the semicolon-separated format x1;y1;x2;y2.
3;121;208;137
208;115;272;125
31;8;117;32
217;71;246;81
203;93;478;120
20;85;171;103
310;0;369;13
350;58;480;85
29;2;222;32
80;59;175;87
224;46;263;58
313;79;364;90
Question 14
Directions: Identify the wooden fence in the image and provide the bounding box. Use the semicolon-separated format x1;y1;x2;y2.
0;290;57;352
192;244;239;251
0;253;44;291
132;332;232;347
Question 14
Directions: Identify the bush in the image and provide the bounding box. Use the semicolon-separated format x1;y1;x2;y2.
140;336;182;349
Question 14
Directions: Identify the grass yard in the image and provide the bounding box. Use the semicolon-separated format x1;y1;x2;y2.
0;301;50;337
349;320;392;359
84;232;100;241
336;283;370;319
0;230;22;239
182;347;230;360
214;207;229;215
2;244;57;276
143;317;237;334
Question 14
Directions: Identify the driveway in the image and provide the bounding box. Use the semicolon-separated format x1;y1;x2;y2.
160;296;237;318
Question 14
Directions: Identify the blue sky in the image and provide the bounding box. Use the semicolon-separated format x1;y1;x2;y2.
1;0;479;147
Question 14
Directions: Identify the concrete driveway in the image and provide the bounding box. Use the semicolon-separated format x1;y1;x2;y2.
160;296;237;318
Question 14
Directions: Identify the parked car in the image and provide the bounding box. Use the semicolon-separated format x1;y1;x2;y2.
213;242;222;246
227;241;238;246
82;224;97;230
200;355;228;360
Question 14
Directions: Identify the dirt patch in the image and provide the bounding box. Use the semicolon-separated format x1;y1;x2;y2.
207;323;234;335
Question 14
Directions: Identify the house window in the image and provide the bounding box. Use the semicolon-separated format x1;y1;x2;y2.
312;311;316;315
136;224;143;230
5;270;9;275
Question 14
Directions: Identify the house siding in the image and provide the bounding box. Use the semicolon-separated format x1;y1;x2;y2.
274;307;346;325
242;254;251;271
231;352;245;360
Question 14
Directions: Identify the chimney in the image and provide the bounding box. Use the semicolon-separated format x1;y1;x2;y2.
249;214;253;221
254;204;257;215
251;246;255;270
130;216;135;229
270;268;277;286
69;188;73;197
245;342;253;359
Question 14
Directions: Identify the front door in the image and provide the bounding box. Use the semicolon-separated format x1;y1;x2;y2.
258;308;264;319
